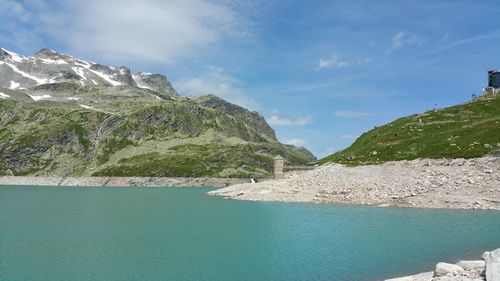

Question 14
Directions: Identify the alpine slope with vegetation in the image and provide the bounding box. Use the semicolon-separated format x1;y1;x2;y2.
211;95;499;210
0;48;315;178
320;94;500;165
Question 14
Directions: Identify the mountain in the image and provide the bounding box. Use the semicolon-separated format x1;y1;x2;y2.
0;48;316;177
0;48;177;96
320;94;500;165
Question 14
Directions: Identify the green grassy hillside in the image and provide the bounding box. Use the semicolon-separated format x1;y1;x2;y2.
0;85;315;177
320;94;500;165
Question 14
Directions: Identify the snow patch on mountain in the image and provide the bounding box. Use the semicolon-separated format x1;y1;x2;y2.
40;58;68;65
73;60;92;69
0;61;48;85
135;81;152;90
72;67;87;80
10;81;20;89
0;92;10;99
88;69;123;86
79;104;95;110
28;94;52;101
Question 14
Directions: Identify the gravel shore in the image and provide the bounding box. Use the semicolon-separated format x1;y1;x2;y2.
209;156;500;210
0;176;249;188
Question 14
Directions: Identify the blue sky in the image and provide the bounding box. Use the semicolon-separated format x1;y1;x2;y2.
2;0;500;158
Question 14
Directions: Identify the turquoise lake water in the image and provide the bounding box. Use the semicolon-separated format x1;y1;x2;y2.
0;186;499;281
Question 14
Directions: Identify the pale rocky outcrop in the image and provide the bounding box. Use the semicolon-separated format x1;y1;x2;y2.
457;260;486;277
434;263;464;277
384;249;499;281
484;249;500;281
457;261;486;271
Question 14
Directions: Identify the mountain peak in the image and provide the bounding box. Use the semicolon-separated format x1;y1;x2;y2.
0;48;11;60
34;48;58;57
34;48;73;62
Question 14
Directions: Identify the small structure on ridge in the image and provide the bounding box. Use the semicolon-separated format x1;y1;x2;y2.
273;155;285;180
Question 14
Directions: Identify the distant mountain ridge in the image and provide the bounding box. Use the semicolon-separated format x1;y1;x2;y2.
0;48;315;177
0;48;177;96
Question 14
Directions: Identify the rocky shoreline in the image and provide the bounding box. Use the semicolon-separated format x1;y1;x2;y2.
385;248;499;281
0;176;249;188
209;156;500;210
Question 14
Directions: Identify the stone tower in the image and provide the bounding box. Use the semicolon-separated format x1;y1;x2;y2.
273;155;285;180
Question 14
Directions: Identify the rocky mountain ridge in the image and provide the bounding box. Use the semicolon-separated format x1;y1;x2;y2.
0;48;177;96
0;48;316;177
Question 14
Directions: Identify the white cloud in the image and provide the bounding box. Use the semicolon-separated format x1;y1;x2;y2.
0;1;32;22
283;138;308;147
391;32;406;50
316;55;349;70
175;66;259;110
334;111;372;119
0;1;44;49
267;115;312;126
316;55;371;71
388;31;425;53
1;0;254;64
407;35;425;46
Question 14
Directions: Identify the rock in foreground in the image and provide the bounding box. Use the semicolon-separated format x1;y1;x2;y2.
386;249;499;281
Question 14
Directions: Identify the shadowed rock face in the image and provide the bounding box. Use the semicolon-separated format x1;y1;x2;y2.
0;48;11;60
0;48;316;178
89;64;137;86
132;72;177;95
194;94;277;141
